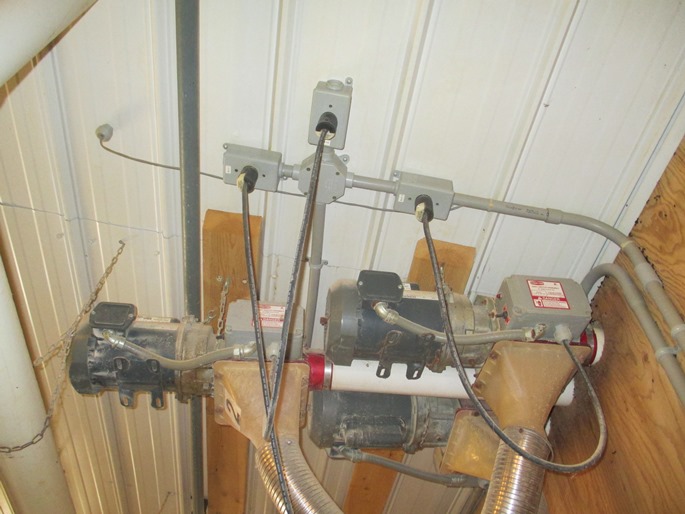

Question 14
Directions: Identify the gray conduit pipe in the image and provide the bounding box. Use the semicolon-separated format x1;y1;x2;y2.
255;435;343;514
304;202;326;349
581;264;685;404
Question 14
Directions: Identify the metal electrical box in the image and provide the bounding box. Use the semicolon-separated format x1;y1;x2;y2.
495;275;591;340
224;299;304;360
308;79;353;150
223;144;283;192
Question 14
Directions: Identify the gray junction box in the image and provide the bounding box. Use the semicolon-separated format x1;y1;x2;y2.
224;299;304;360
495;275;591;341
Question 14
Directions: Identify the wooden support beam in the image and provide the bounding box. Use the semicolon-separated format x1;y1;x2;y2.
343;239;476;513
203;209;262;514
408;238;475;293
544;136;685;513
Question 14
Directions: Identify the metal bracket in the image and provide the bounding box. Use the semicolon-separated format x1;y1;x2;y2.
376;330;441;380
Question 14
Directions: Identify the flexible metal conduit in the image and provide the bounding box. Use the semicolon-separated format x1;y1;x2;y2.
482;427;551;514
101;331;255;371
255;435;343;514
373;302;538;345
582;264;685;404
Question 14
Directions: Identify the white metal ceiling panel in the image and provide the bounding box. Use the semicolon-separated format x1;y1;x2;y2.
473;0;685;294
374;0;578;279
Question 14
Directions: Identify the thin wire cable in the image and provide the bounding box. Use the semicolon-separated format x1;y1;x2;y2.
264;129;328;440
242;183;294;513
99;139;220;179
420;211;607;473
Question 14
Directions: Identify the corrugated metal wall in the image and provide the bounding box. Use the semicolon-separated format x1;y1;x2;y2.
1;0;685;512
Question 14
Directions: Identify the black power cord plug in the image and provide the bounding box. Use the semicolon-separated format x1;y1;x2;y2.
238;165;259;193
415;194;434;222
316;112;338;137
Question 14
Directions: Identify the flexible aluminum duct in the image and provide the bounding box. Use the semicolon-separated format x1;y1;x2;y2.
482;427;551;514
255;435;342;514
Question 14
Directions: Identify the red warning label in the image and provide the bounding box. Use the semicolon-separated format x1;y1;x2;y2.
251;304;286;329
527;280;570;310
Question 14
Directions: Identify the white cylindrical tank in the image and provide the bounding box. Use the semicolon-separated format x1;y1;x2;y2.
0;254;75;514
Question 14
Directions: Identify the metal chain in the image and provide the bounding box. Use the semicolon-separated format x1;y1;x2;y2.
0;240;126;454
216;279;230;336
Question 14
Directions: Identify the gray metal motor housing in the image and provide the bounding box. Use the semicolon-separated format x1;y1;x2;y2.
322;275;497;376
308;390;459;453
69;302;218;409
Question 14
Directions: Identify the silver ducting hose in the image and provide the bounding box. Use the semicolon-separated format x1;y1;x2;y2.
255;435;343;514
482;427;551;514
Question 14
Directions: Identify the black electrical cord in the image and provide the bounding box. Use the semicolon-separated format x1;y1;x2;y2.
419;203;607;474
264;128;329;439
241;176;294;513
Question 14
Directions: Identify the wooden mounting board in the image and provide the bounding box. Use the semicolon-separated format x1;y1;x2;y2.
203;209;262;514
544;136;685;513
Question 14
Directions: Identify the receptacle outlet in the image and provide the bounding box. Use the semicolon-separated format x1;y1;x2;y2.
308;79;353;150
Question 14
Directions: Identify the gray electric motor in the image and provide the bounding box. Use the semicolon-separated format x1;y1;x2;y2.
322;270;498;378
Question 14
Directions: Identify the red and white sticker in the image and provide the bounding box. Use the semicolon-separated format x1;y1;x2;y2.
527;280;570;310
252;304;286;329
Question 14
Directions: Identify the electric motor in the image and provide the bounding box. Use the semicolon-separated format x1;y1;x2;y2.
322;270;497;377
69;302;219;408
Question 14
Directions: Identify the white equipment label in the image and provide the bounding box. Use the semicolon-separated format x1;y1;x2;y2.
253;304;286;328
527;280;570;310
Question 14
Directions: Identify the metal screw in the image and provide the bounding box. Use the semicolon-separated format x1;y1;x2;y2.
223;143;229;149
216;275;224;283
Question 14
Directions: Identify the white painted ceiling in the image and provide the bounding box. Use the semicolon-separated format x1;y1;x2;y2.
1;0;685;512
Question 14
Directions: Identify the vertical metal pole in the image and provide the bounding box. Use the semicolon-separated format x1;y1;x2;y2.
304;202;326;349
175;1;204;512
